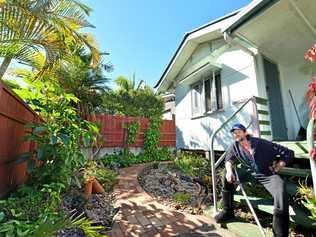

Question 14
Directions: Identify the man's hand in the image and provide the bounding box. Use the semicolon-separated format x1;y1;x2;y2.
270;160;286;173
310;147;316;161
225;170;236;183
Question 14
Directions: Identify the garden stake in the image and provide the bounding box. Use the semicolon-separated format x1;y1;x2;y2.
234;168;266;237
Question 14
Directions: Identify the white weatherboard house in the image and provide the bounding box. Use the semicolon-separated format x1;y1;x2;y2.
155;0;316;152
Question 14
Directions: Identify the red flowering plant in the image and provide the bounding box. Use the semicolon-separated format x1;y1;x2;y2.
305;44;316;62
305;44;316;160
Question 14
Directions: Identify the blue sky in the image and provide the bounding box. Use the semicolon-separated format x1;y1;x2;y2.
83;0;250;88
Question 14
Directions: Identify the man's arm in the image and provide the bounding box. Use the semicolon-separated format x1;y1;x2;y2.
265;141;294;173
271;142;294;166
224;144;237;183
225;161;235;183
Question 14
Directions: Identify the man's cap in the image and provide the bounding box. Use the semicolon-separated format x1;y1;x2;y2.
230;123;246;133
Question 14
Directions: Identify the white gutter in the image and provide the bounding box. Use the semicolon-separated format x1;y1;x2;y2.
223;31;257;57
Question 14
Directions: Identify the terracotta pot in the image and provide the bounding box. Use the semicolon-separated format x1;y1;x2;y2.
84;177;95;197
92;179;105;194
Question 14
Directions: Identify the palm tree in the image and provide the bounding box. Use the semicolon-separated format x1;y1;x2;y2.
0;0;99;79
53;46;111;118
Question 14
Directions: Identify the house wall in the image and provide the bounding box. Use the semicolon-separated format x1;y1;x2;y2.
175;41;259;151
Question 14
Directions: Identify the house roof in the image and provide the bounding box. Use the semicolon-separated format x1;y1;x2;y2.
154;0;281;92
222;0;278;34
154;10;240;90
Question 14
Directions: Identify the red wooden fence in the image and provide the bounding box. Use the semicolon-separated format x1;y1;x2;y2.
0;81;40;197
88;114;176;148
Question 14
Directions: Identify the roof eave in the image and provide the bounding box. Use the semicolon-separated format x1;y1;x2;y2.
222;0;279;34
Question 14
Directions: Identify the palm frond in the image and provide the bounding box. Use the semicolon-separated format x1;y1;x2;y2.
0;0;99;78
0;43;45;68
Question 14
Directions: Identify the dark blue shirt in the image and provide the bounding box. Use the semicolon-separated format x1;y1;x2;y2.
225;136;294;175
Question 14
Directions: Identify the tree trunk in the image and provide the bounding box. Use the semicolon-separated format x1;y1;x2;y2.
0;57;12;80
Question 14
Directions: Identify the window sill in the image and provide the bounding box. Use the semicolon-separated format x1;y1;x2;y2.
191;109;225;120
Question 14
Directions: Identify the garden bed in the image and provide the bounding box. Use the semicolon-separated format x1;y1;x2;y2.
138;161;314;237
58;189;118;236
138;162;212;214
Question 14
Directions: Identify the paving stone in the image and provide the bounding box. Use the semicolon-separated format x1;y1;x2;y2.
135;213;151;226
148;217;164;228
126;215;139;224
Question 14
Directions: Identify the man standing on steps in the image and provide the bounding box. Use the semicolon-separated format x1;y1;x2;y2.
214;123;294;237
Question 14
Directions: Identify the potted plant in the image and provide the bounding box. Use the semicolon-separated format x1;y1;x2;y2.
82;160;105;197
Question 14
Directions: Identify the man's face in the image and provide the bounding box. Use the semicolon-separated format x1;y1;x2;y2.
232;129;247;142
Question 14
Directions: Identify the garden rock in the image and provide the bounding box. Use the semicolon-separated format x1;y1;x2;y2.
138;163;211;214
84;193;117;229
58;228;85;237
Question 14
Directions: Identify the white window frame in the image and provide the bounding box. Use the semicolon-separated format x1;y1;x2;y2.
191;82;203;116
191;70;222;117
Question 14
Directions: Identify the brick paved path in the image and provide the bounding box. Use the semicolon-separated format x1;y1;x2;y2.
105;164;236;237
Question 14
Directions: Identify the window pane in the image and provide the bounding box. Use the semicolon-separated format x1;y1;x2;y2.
215;72;223;109
192;83;202;114
194;90;199;107
205;79;211;111
211;76;217;110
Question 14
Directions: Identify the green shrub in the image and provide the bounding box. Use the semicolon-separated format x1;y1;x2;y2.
173;192;191;204
123;121;139;145
94;168;118;191
0;184;65;237
100;148;173;168
298;182;316;222
174;151;208;177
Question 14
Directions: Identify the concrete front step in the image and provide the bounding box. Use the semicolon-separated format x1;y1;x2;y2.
225;221;267;237
204;207;265;237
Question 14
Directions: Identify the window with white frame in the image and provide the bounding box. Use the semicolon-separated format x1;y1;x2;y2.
191;70;222;117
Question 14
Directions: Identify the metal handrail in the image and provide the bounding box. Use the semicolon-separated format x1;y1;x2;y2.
210;96;257;214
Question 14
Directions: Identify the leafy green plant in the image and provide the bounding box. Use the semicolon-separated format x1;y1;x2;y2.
80;160;118;191
33;213;107;237
0;218;33;237
124;121;140;145
173;192;191;204
71;213;106;237
94;168;118;191
14;77;99;188
0;183;66;237
144;117;161;160
298;181;316;222
0;71;100;237
100;148;172;169
33;217;71;237
174;151;208;177
101;75;164;118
